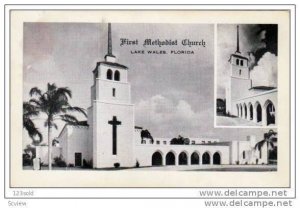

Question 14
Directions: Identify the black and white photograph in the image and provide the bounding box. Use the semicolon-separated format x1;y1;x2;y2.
3;3;297;206
22;22;277;172
216;24;278;127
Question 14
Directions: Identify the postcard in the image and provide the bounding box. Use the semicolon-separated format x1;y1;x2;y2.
8;9;291;187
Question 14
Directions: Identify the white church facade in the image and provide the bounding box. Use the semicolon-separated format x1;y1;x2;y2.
37;24;270;169
225;26;277;127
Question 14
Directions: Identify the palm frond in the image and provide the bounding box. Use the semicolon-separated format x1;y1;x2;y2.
56;87;72;98
47;83;57;92
63;106;87;117
60;114;79;124
23;102;40;117
23;117;43;142
29;87;42;97
52;123;58;130
254;140;265;151
28;98;41;107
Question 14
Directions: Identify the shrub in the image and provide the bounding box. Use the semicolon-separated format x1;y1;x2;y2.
68;164;74;167
114;163;120;168
136;161;140;168
83;159;93;169
235;161;239;165
23;153;32;166
53;156;67;167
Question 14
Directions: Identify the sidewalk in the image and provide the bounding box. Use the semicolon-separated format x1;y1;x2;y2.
216;115;260;126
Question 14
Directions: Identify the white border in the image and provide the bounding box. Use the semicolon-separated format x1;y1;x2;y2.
2;4;296;200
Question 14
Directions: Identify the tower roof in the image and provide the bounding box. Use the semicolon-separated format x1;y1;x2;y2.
236;25;240;54
105;23;115;58
228;25;249;62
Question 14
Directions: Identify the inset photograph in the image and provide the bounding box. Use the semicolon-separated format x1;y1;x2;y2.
216;24;277;127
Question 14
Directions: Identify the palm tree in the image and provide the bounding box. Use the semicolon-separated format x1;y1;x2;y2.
23;102;43;145
28;83;87;170
254;129;277;164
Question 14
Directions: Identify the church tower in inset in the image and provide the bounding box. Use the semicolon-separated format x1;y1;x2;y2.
87;23;135;168
226;25;252;115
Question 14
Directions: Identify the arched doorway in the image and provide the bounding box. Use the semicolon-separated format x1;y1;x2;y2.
256;103;262;123
244;104;247;119
152;151;162;166
202;152;210;165
166;152;175;165
240;104;243;118
191;152;200;165
213;152;221;165
249;103;253;120
266;102;275;125
179;152;188;165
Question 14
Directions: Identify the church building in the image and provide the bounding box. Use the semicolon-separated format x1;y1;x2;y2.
225;26;277;126
50;24;270;169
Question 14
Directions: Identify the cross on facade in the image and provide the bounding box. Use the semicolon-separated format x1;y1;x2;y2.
108;116;122;155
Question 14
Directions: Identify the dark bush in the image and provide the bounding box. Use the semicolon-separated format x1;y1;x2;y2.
23;153;32;166
83;159;93;169
114;163;120;168
53;156;67;167
136;161;140;168
68;164;74;167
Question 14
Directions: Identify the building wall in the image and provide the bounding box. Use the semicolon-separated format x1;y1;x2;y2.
230;136;268;165
58;126;89;166
134;144;230;166
230;56;249;79
35;146;61;165
86;107;93;161
99;64;128;83
231;89;277;126
93;101;135;168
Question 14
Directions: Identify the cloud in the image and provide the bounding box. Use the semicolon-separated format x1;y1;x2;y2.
135;95;209;137
250;52;277;87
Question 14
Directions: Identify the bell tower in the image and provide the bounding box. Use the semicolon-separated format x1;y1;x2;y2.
226;25;252;115
88;23;135;168
229;25;250;80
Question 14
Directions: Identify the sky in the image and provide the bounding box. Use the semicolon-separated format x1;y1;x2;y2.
217;24;278;98
23;23;270;148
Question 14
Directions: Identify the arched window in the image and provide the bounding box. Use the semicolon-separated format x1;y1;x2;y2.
236;59;239;65
114;70;120;81
239;69;242;76
243;151;246;159
107;69;112;80
241;60;244;66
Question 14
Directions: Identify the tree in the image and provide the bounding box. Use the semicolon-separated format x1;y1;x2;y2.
170;135;190;145
28;83;87;170
23;102;43;145
254;129;277;164
140;129;153;143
